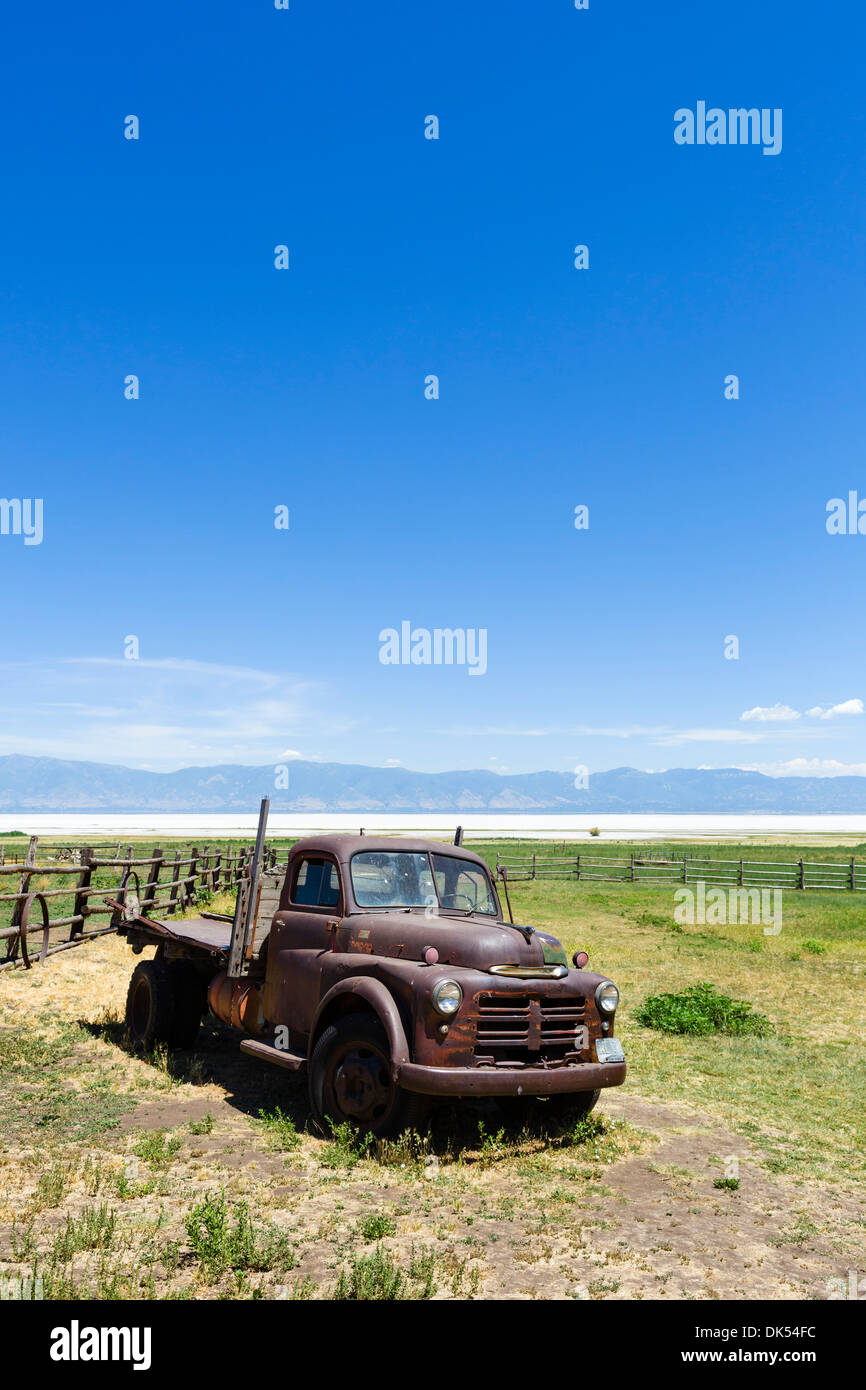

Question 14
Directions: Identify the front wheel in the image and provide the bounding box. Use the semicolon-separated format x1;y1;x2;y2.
309;1013;428;1139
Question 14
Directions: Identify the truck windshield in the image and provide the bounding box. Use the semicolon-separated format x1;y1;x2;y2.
350;851;497;915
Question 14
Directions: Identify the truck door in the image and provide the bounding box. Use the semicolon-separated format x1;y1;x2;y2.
263;853;343;1038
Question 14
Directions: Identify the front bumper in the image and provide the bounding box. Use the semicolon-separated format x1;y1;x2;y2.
396;1059;626;1098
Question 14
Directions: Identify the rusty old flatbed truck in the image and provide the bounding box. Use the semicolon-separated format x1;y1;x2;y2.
116;801;625;1136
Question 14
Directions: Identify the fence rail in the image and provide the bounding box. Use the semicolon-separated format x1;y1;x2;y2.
0;837;287;972
496;852;866;893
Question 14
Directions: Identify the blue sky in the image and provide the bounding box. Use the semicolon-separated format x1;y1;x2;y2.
1;0;865;778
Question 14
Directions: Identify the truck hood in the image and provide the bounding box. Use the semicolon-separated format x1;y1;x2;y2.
340;911;568;972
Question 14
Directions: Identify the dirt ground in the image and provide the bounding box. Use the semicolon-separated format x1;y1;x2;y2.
91;1077;863;1301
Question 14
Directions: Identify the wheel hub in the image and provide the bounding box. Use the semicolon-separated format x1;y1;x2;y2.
332;1044;392;1123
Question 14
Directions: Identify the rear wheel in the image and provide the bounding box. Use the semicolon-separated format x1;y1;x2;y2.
309;1013;428;1138
125;957;205;1050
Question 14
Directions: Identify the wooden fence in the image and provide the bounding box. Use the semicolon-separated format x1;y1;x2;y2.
496;852;866;893
0;838;286;972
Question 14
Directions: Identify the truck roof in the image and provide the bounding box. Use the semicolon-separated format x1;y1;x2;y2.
289;834;490;870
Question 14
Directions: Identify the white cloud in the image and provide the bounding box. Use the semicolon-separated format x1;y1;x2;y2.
740;703;801;723
805;699;864;720
439;724;669;739
652;728;765;746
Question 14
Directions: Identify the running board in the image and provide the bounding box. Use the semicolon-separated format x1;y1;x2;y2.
239;1038;307;1073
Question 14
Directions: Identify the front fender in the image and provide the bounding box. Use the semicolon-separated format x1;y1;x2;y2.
310;976;410;1069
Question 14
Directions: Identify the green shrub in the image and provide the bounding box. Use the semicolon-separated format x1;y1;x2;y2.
635;982;772;1037
801;939;827;956
358;1213;397;1241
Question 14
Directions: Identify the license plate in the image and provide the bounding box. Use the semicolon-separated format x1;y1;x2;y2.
595;1037;625;1064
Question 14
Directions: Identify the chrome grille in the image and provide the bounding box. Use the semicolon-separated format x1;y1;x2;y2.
474;993;587;1066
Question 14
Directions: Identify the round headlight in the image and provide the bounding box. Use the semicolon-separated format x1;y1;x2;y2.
432;979;463;1017
595;981;619;1014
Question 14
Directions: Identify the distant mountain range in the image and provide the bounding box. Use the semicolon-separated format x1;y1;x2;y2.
1;755;866;813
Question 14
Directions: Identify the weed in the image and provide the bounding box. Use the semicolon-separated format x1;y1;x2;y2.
407;1244;438;1298
184;1191;297;1283
189;1113;215;1135
357;1212;397;1241
321;1120;373;1170
257;1106;300;1152
52;1204;117;1260
331;1245;407;1300
11;1218;36;1260
34;1163;66;1210
475;1120;508;1163
132;1129;183;1168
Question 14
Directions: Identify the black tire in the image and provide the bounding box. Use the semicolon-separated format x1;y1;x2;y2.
309;1012;429;1139
125;957;204;1050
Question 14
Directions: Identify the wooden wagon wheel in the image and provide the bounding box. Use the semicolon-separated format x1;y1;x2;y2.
118;868;142;922
17;892;51;969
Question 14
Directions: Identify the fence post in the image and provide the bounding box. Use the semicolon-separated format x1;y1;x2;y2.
738;859;744;887
72;848;94;940
167;851;182;914
531;853;536;881
186;847;199;906
851;856;856;891
213;849;222;894
576;854;581;881
200;844;212;893
798;858;805;890
683;854;688;885
143;845;164;914
630;854;636;882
